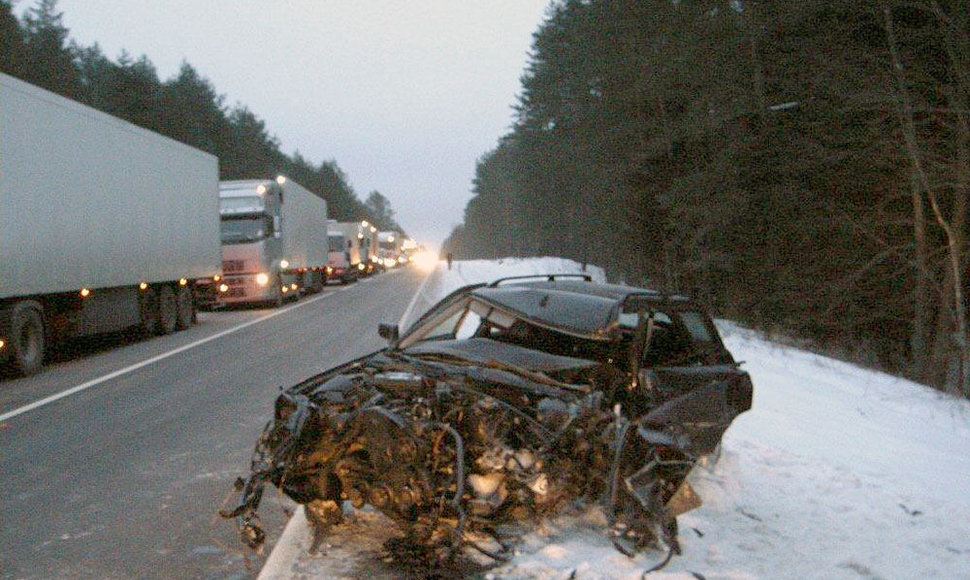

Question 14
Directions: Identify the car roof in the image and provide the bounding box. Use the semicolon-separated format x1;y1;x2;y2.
468;278;692;337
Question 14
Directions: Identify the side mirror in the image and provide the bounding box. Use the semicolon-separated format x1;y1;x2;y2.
378;323;400;343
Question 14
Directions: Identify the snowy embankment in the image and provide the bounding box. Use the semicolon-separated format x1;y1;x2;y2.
261;258;970;580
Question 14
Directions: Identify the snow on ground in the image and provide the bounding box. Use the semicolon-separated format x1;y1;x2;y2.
259;258;970;580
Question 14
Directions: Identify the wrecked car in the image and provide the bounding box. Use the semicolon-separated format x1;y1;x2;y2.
222;274;753;574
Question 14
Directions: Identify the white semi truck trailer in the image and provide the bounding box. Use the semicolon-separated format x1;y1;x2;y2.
378;231;405;268
214;177;329;306
361;220;380;274
0;72;222;375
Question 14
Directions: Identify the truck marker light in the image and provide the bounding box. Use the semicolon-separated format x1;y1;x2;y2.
179;278;188;286
256;273;270;287
280;260;290;269
256;184;267;195
139;282;149;290
218;283;229;293
80;288;91;298
276;175;286;185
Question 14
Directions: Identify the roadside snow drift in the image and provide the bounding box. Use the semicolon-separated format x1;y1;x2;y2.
259;258;970;580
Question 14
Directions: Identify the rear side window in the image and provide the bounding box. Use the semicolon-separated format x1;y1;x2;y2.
640;310;722;367
678;311;715;343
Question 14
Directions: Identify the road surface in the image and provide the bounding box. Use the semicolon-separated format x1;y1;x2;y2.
0;268;426;580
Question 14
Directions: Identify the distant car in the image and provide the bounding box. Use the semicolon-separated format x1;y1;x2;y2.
223;274;753;574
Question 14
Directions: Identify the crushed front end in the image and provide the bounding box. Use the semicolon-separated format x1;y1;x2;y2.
221;340;752;575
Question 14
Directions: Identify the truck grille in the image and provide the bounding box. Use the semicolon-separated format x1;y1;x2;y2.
222;260;245;273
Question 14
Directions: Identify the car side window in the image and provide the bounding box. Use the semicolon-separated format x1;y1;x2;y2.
679;311;715;343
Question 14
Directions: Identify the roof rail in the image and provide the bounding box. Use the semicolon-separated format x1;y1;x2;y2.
487;273;592;287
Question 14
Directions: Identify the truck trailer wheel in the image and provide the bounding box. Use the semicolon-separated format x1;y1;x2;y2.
9;301;45;376
138;287;159;336
157;285;178;334
175;284;195;329
268;275;285;308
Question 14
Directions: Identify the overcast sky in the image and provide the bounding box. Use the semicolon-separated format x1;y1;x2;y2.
21;1;552;248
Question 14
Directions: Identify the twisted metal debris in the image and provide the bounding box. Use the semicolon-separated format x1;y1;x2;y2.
222;347;751;575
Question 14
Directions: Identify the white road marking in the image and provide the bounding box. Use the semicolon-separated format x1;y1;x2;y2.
398;265;438;329
0;293;330;423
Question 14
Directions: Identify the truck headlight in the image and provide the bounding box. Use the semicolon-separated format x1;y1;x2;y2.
256;273;270;287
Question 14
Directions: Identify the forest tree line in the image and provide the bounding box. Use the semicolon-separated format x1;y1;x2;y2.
442;0;970;396
0;0;405;233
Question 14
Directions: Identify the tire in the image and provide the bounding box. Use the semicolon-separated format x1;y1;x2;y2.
268;278;284;308
157;285;178;334
175;284;195;330
138;287;159;337
8;301;45;376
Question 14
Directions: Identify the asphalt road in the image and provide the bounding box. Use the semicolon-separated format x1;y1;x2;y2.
0;267;427;580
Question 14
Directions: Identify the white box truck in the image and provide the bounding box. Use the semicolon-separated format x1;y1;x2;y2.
214;177;329;306
0;72;222;375
326;221;370;283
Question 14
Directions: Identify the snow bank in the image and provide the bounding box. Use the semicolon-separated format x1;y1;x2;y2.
262;258;970;580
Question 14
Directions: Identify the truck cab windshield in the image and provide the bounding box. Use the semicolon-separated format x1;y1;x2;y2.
221;214;274;244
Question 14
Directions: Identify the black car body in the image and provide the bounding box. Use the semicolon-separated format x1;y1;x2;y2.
223;274;753;573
